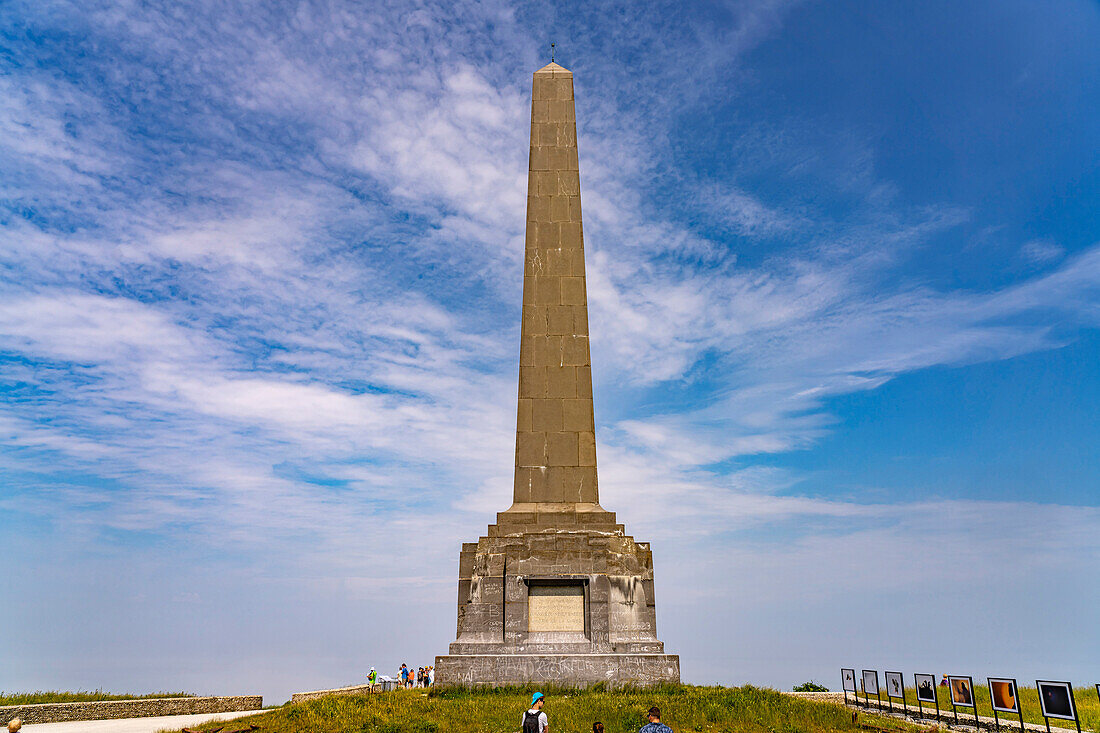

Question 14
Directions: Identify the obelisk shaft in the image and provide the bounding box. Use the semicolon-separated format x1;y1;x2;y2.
513;63;598;506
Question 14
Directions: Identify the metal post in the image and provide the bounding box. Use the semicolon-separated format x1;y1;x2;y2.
1071;687;1081;733
1018;710;1024;733
994;707;1001;732
934;688;941;724
1044;715;1050;733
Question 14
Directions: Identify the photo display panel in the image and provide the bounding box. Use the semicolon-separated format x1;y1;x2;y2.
1037;681;1077;721
885;671;905;699
842;669;857;693
862;670;879;695
949;676;975;707
989;678;1020;714
914;674;937;703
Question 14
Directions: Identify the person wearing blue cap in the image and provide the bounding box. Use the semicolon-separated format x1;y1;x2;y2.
522;691;549;733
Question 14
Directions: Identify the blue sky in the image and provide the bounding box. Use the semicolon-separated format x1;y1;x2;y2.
2;0;1099;705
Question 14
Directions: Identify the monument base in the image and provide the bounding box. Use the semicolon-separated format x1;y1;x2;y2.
433;653;680;687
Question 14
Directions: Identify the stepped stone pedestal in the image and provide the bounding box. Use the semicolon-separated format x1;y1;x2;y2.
434;62;679;687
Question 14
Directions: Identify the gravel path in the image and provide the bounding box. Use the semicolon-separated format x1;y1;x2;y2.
18;709;264;733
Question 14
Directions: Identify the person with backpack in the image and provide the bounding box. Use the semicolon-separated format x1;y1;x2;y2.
522;692;549;733
367;667;378;691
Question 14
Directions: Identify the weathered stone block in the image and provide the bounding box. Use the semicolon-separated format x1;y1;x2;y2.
516;431;546;466
534;334;562;365
578;432;597;467
560;221;583;248
533;276;560;305
561;334;588;365
547;432;578;466
518;366;546;398
531;399;563;431
528;195;551;223
529;145;550;169
546;366;577;398
522;306;547;336
546;247;572;276
550;195;571;222
576;366;593;398
567;195;582;222
546;305;573;335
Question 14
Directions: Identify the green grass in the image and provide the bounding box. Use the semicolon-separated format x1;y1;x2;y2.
856;684;1100;732
0;690;195;706
174;684;912;733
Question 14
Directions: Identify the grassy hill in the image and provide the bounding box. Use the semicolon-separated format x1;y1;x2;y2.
173;684;907;733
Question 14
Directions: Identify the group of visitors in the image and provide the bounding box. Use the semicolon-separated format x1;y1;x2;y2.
365;664;434;690
399;663;433;688
522;692;673;733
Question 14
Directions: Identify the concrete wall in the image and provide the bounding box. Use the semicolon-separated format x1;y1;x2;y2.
0;695;262;725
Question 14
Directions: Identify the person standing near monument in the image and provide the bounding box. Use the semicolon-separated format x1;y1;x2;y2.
522;692;549;733
367;666;378;690
638;706;672;733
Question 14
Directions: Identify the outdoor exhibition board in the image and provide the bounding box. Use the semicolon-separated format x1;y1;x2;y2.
914;673;940;722
862;670;880;708
841;668;856;705
1036;680;1080;733
988;677;1024;733
884;671;907;714
948;675;979;727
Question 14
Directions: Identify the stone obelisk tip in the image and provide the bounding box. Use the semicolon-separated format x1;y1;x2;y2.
534;61;571;74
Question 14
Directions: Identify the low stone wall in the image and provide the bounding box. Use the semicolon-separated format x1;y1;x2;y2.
290;683;381;703
783;691;848;704
0;695;262;725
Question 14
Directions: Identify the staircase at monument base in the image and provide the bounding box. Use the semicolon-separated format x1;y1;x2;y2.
435;62;679;687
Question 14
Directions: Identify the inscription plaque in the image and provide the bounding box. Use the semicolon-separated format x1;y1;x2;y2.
528;584;585;632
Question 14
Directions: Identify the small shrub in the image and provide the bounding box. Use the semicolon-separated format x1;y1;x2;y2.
793;681;829;692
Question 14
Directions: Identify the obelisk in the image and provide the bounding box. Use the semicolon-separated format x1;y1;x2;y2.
435;62;679;687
